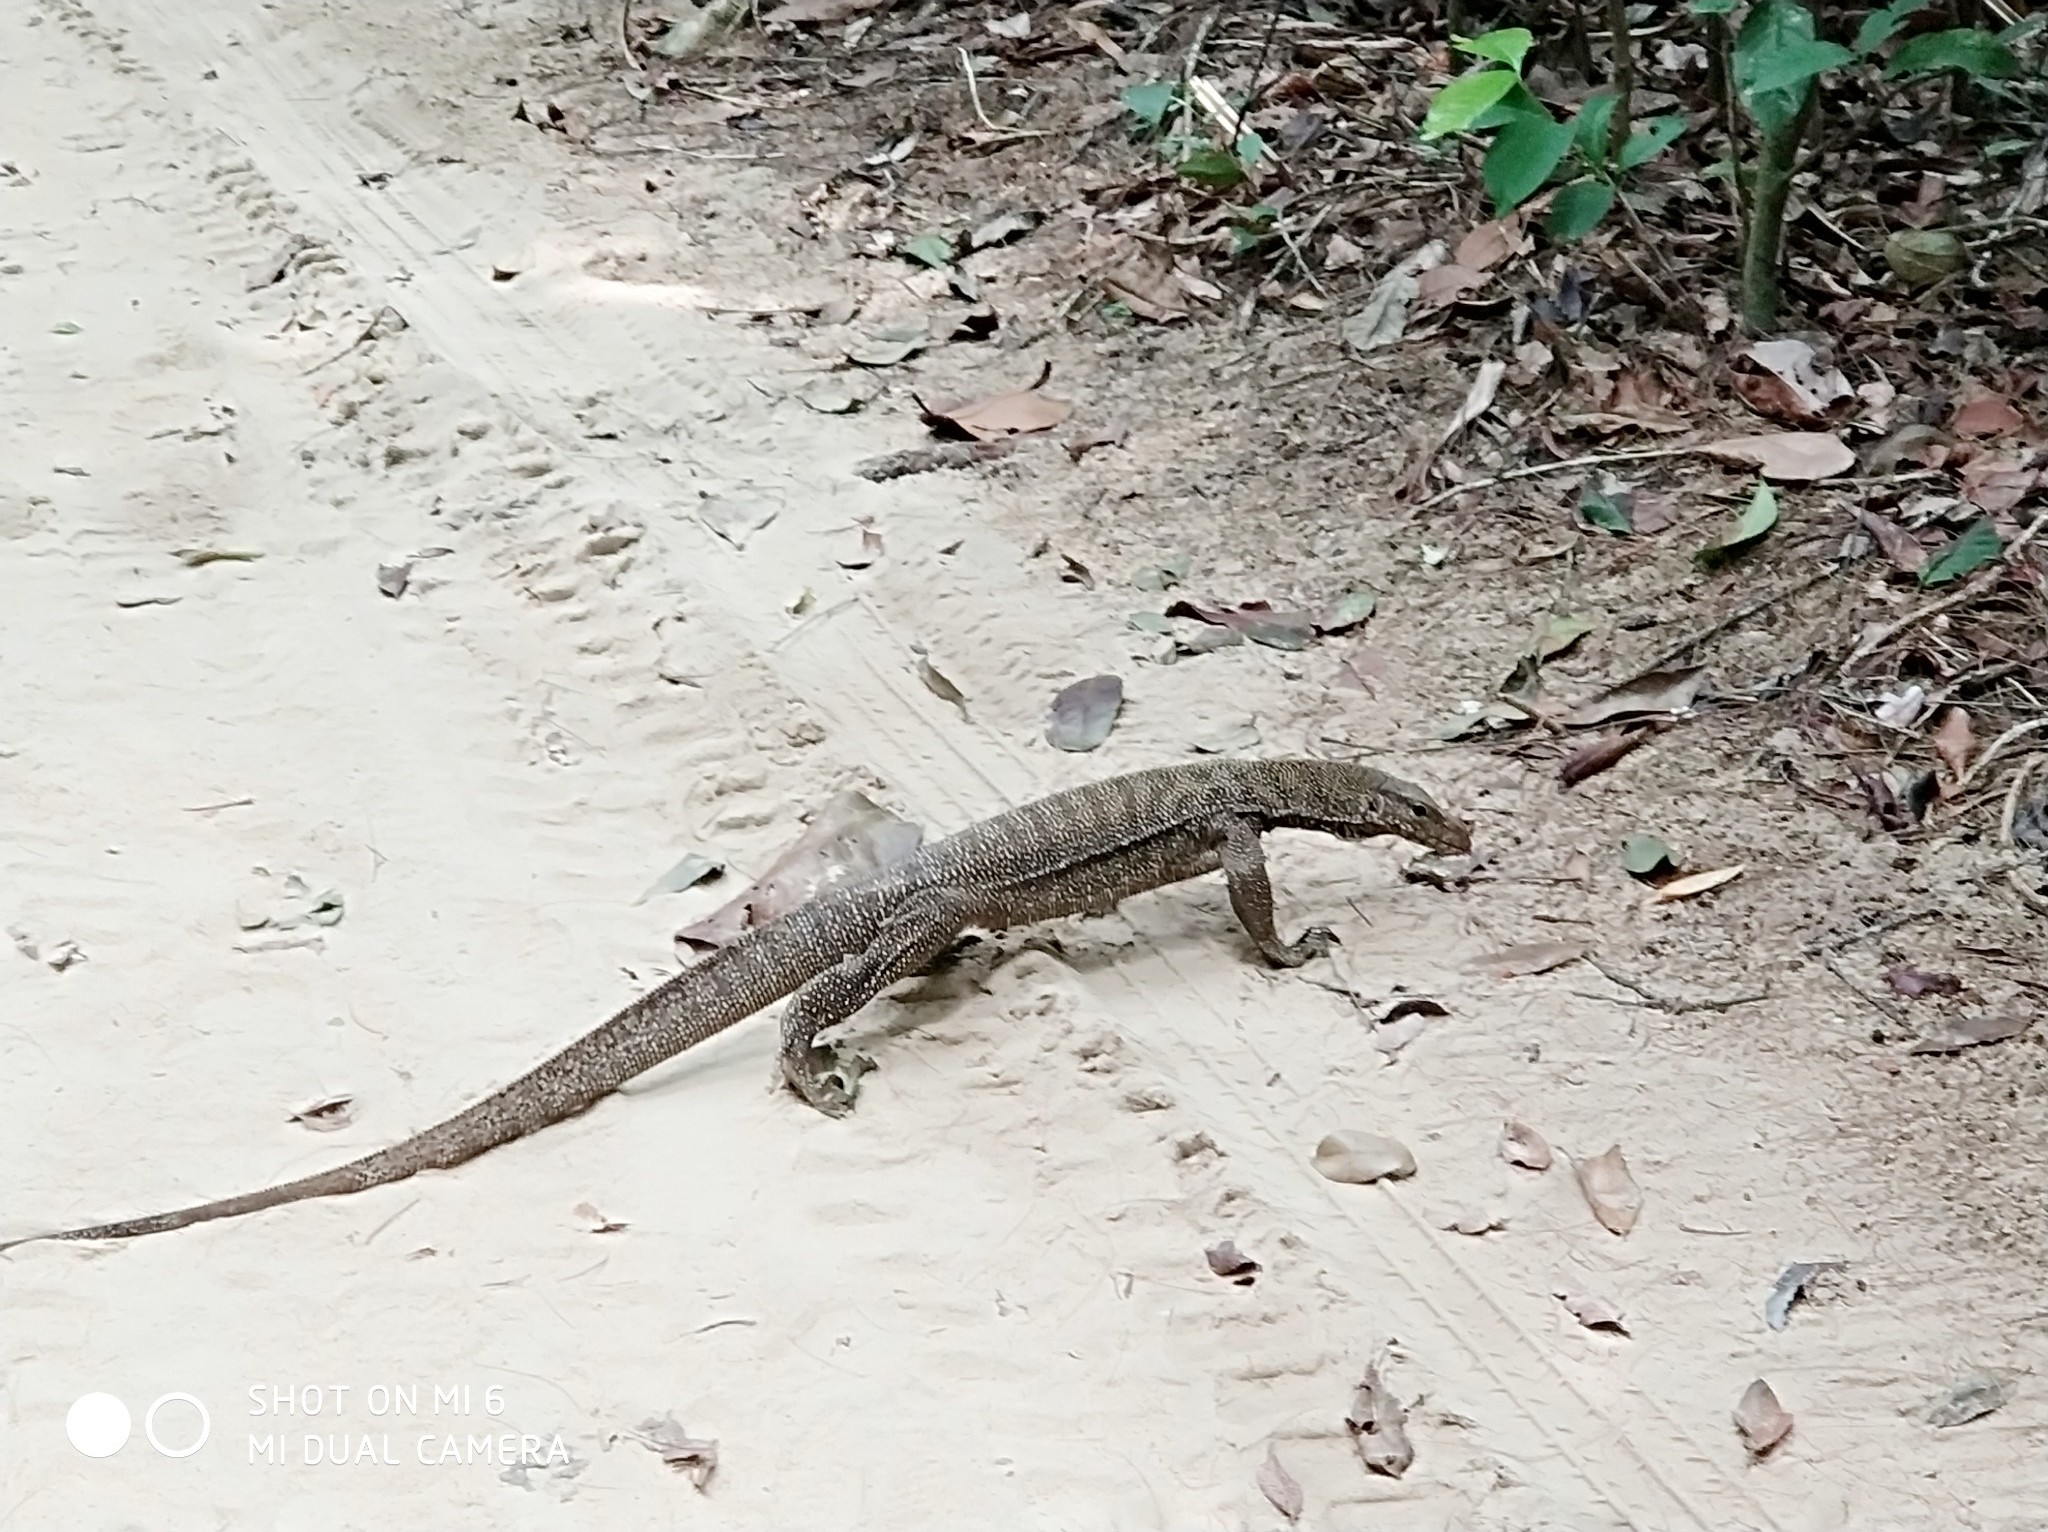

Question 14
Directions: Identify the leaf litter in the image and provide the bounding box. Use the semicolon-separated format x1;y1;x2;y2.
1575;1144;1642;1236
1344;1362;1413;1479
1733;1380;1794;1457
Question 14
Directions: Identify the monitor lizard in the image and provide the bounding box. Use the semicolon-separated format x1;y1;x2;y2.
3;757;1469;1248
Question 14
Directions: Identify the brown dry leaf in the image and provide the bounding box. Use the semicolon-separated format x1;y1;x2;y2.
1415;262;1487;310
1865;422;1952;474
1575;1144;1643;1235
1885;963;1962;998
1454;212;1529;272
919;364;1071;441
1561;667;1704;728
1500;1118;1554;1171
1471;941;1586;978
1959;452;2040;513
1204;1238;1261;1284
626;1415;720;1489
1255;1445;1304;1523
1560;729;1650;786
1733;1379;1793;1457
288;1095;356;1132
1441;359;1506;445
1951;391;2025;439
1698;432;1854;481
1648;865;1745;903
676;791;922;951
1909;1005;2034;1053
1732;338;1852;426
1554;1285;1630;1334
1932;707;1975;778
1858;509;1928;574
1164;598;1318;651
1102;254;1191;322
1066;422;1127;462
1345;1364;1413;1478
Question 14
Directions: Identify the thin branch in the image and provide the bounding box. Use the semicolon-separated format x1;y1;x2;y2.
1414;444;1694;510
1841;510;2048;669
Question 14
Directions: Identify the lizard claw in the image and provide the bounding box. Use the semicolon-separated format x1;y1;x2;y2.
781;1045;873;1118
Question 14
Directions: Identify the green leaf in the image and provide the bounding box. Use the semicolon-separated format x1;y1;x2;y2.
900;232;957;269
1484;113;1575;213
1420;68;1520;140
1572;91;1619;168
1621;834;1678;878
1735;2;1843;135
1855;0;1932;53
50;320;82;335
1885;28;2019;79
1234;129;1270;166
1688;0;1736;14
1121;80;1177;131
1176;145;1246;189
1617;115;1686;171
1548;179;1616;239
1470;80;1551;133
1453;27;1535;71
1739;36;1854;97
1695;480;1779;565
1918;520;2003;586
1578;478;1634;535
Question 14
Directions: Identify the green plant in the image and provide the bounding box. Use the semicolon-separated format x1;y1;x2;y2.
1418;28;1685;239
1120;80;1268;193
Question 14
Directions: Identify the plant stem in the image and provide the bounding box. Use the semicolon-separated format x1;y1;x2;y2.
1604;0;1635;159
1738;84;1815;331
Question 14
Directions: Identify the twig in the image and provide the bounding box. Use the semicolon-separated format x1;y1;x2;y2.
1622;563;1843;682
956;47;1049;142
1413;444;1694;510
1821;954;1909;1026
1583;957;1767;1013
1799;904;1937;956
617;0;641;72
1841;510;2048;669
1227;0;1287;148
2003;754;2040;846
1958;716;2048;794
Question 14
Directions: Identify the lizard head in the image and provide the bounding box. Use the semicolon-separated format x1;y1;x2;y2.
1283;761;1473;855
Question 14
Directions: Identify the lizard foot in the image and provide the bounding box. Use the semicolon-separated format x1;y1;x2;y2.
1270;926;1338;968
779;1044;874;1118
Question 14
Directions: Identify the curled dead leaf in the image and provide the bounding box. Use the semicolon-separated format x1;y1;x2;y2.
1313;1130;1416;1184
1500;1118;1553;1171
1204;1238;1261;1284
1345;1363;1413;1478
1698;432;1854;482
918;363;1071;441
1575;1144;1642;1235
1733;1379;1793;1457
1647;865;1744;903
1554;1285;1630;1334
1256;1445;1304;1523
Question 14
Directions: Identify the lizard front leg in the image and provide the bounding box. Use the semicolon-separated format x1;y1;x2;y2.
1221;817;1335;968
778;888;982;1117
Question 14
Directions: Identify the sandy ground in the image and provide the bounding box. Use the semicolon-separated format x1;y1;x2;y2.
1;2;2040;1528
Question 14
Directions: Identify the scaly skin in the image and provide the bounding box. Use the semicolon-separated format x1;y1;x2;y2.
3;758;1469;1249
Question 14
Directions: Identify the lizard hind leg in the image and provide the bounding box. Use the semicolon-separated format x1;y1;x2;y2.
1221;817;1336;968
778;887;982;1117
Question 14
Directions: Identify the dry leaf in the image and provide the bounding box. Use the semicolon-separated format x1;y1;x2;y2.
625;1415;719;1489
1909;1005;2034;1053
1342;240;1445;353
1733;1379;1793;1457
1554;1285;1630;1334
1951;391;2025;439
1732;339;1852;426
1885;963;1962;999
1500;1118;1553;1171
919;364;1070;441
676;791;922;951
1470;941;1586;978
1561;667;1704;728
288;1096;356;1132
1415;262;1487;309
835;523;884;569
1443;1205;1506;1234
1931;707;1975;778
1255;1445;1304;1523
1858;509;1928;574
1204;1238;1261;1283
1924;1372;2012;1427
1698;432;1854;482
1575;1144;1642;1235
1102;254;1192;322
1454;212;1528;272
1960;452;2039;513
1763;1259;1845;1330
1312;1130;1416;1184
573;1200;629;1234
1345;1363;1413;1478
1560;729;1650;786
1046;675;1123;752
915;654;969;714
1441;359;1506;445
1165;598;1319;650
1648;865;1745;903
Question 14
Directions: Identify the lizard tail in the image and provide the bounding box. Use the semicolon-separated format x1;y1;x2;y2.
4;940;775;1250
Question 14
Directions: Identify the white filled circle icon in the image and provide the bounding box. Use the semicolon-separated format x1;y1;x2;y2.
66;1393;131;1458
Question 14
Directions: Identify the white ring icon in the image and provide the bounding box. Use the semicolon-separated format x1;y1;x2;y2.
144;1393;210;1458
